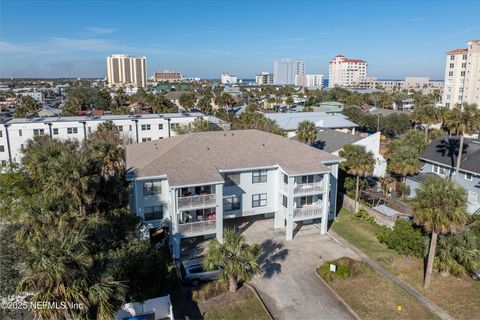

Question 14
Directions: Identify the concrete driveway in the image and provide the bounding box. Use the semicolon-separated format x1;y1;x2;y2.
227;217;358;320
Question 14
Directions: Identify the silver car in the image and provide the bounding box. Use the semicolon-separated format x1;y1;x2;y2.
180;258;221;287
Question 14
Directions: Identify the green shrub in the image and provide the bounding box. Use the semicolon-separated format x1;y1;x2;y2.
317;257;365;282
355;208;375;223
376;219;427;257
192;280;228;302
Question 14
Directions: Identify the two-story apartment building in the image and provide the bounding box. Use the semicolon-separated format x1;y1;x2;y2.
405;136;480;214
125;130;343;259
0;112;224;166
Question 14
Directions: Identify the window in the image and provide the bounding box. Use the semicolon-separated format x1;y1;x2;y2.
225;172;240;186
19;129;22;137
224;195;241;211
67;127;78;134
465;172;473;181
450;63;454;68
450;55;455;60
0;145;4;152
252;170;267;183
462;54;467;60
0;130;2;138
282;195;288;208
129;125;132;131
158;124;164;130
298;195;315;206
144;206;163;221
171;123;180;130
299;175;314;184
468;191;477;204
448;71;453;76
252;193;267;207
53;128;59;135
141;124;151;131
284;174;288;184
141;137;152;142
461;71;465;76
1;160;6;167
117;125;123;132
33;129;44;136
143;181;162;195
462;63;466;68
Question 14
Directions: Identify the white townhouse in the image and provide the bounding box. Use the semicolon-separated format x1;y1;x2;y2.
125;130;343;259
0;112;222;166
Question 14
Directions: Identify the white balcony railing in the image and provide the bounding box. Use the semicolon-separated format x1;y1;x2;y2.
178;220;216;236
293;182;323;195
293;204;323;221
177;194;216;210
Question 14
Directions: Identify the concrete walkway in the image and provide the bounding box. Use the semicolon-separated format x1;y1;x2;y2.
328;230;454;320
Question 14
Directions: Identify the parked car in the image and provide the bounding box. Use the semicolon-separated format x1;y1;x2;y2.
180;258;221;287
470;269;480;281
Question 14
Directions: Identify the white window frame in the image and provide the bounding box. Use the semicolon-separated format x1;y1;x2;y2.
252;170;268;183
252;193;267;207
467;191;477;204
464;172;473;181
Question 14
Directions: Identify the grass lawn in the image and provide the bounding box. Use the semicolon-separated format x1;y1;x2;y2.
318;261;439;320
203;294;270;320
332;208;480;320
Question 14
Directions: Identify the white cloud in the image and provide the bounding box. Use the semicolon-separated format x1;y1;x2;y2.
86;27;119;35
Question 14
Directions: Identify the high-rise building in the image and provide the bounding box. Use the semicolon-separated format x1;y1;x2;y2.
255;72;274;85
295;74;323;88
273;59;305;85
221;73;237;84
442;40;480;108
107;54;147;88
153;70;182;82
328;55;368;88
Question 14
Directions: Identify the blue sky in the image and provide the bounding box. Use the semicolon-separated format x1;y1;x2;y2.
0;0;479;79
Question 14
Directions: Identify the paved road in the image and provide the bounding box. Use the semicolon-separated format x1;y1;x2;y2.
228;218;358;320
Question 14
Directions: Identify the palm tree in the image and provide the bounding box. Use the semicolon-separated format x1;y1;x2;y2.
204;229;260;292
412;177;468;288
339;144;375;213
445;103;480;176
296;120;317;144
412;104;439;143
387;144;421;184
436;229;480;276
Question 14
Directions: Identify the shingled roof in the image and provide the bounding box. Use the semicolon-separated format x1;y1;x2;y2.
126;129;342;186
421;136;480;174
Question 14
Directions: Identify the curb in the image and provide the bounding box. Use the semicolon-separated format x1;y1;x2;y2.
314;270;362;320
244;282;274;320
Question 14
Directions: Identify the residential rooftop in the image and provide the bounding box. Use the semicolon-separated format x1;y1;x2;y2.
263;112;358;131
421;136;480;174
313;129;363;153
1;112;206;125
126;129;342;186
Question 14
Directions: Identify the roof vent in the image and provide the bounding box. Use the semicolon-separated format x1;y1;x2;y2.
207;147;210;150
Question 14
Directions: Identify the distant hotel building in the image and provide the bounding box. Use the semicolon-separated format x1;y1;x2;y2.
221;73;237;84
356;76;444;95
442;40;480;108
107;54;147;88
295;74;323;89
328;55;368;88
273;59;305;85
153;70;182;82
256;72;274;85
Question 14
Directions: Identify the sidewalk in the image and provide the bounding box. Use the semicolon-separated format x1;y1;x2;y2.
328;230;453;320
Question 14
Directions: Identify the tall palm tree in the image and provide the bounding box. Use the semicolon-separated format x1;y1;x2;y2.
204;229;260;292
296;120;317;144
339;144;375;213
412;104;439;143
412;177;468;288
445;103;480;176
436;229;480;276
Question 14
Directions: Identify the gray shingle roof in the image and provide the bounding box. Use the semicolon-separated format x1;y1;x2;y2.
421;136;480;174
313;129;363;153
126;129;342;186
263;112;358;131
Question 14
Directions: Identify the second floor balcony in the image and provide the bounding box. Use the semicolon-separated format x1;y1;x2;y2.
178;193;217;210
178;220;216;237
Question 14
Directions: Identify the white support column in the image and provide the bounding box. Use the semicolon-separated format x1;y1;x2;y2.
170;188;181;259
215;183;224;243
321;173;330;234
286;176;295;240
